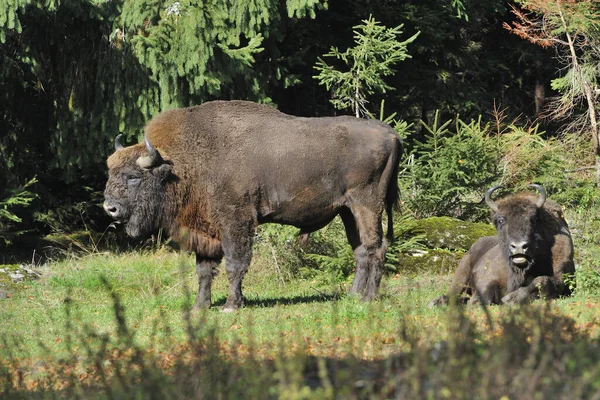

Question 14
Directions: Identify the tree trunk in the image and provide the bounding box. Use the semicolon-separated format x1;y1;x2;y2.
558;1;600;186
534;78;545;117
354;75;360;118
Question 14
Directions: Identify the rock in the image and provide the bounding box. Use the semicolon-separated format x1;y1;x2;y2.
393;216;496;274
20;266;41;279
9;272;25;283
398;249;464;275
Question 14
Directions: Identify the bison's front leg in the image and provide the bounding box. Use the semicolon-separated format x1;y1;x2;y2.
502;276;563;305
220;220;254;312
501;287;531;305
194;255;222;309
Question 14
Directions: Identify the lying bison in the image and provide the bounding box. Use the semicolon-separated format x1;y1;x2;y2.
430;184;575;306
103;100;402;311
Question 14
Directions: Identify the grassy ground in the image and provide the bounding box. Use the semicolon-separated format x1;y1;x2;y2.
1;242;600;398
2;203;600;398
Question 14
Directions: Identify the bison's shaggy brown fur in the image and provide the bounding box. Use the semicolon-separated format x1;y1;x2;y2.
104;100;402;310
430;186;575;306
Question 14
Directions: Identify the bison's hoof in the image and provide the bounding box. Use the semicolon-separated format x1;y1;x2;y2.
221;300;243;313
193;302;211;311
501;287;530;305
428;295;449;308
361;293;377;302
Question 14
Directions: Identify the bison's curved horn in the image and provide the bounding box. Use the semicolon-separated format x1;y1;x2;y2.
485;185;503;213
136;136;162;169
528;184;547;208
115;134;124;151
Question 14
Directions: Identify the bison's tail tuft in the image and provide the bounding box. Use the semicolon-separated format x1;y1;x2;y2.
385;136;402;243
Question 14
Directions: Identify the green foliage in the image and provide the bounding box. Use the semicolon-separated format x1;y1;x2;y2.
499;125;565;188
313;15;419;117
566;265;600;296
254;224;309;282
498;125;600;211
510;0;600;168
3;254;600;398
300;215;426;284
0;177;37;246
122;0;265;108
402;112;502;220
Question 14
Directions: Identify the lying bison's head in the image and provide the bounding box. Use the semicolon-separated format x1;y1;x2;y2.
103;135;173;238
485;184;547;270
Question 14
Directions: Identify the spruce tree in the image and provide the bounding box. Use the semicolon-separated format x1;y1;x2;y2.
313;15;419;117
0;0;327;238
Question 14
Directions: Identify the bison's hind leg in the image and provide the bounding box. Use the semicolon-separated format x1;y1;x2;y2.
342;205;386;301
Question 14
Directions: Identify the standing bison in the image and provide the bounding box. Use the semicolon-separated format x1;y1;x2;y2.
430;184;575;306
103;100;402;311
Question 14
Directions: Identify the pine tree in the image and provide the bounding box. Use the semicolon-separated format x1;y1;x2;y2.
313;15;419;117
0;0;327;238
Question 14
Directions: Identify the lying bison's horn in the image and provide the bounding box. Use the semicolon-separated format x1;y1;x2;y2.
115;134;124;151
485;185;503;213
136;136;162;169
528;184;547;208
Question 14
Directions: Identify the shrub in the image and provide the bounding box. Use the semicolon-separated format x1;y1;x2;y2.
401;112;502;220
0;178;37;246
300;214;426;284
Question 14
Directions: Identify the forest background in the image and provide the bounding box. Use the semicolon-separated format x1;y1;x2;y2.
2;0;599;251
0;0;600;247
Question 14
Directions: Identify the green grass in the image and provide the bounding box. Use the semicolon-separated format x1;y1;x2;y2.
1;249;443;359
1;233;600;398
2;247;599;359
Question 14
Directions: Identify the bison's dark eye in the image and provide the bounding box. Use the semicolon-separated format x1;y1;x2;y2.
125;176;141;186
127;178;141;186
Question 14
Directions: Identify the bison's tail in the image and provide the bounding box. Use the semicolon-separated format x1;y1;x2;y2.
385;136;402;244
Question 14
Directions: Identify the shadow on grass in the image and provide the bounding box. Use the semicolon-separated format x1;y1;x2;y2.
211;291;343;308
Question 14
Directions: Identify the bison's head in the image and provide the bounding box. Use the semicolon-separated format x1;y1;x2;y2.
485;184;547;270
103;135;173;238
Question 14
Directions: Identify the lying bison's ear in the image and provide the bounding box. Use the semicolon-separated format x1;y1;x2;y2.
152;164;172;181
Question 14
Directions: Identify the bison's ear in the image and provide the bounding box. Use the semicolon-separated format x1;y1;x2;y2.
153;164;172;181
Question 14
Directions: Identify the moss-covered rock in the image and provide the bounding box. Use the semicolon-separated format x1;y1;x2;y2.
393;216;497;274
397;249;465;275
0;264;42;295
405;216;496;252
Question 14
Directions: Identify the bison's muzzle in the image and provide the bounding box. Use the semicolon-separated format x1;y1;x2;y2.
509;240;530;267
103;200;124;220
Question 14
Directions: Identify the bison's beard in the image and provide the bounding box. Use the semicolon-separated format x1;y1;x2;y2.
507;258;534;292
502;244;534;292
124;211;157;238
